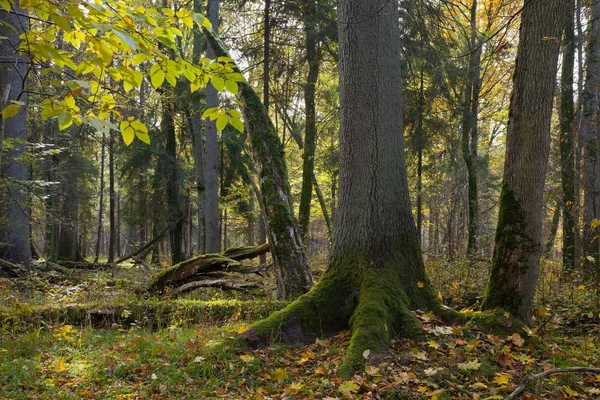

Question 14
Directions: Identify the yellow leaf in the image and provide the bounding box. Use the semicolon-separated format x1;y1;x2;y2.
236;325;248;334
216;114;227;132
315;366;328;375
493;373;511;386
271;368;287;381
2;104;20;119
338;380;359;395
457;359;481;370
225;79;238;95
428;340;440;350
239;354;255;363
509;333;524;347
150;64;165;89
417;281;425;288
0;0;10;12
437;291;443;302
56;359;66;371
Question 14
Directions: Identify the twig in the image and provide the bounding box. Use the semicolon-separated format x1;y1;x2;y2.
504;367;600;399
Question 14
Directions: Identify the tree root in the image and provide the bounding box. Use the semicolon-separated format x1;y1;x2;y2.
504;367;600;400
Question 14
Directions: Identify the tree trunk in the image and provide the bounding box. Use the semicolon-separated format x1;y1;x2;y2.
203;30;313;299
559;0;577;272
108;120;116;263
204;0;221;253
544;200;561;258
416;69;424;241
0;3;32;266
298;0;320;240
238;0;450;377
581;0;600;276
481;0;567;323
462;0;482;257
94;131;106;263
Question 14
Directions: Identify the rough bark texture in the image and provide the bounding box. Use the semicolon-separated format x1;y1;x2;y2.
559;0;577;272
203;29;313;299
239;0;452;377
461;0;482;256
298;0;320;240
204;0;221;254
581;0;600;275
481;0;567;322
0;3;32;266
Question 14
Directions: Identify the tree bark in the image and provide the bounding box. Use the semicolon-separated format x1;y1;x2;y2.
544;200;561;258
0;2;32;266
481;0;567;323
204;0;221;253
93;131;106;263
559;0;577;272
581;0;600;276
461;0;482;257
238;0;451;377
203;29;314;299
298;0;320;240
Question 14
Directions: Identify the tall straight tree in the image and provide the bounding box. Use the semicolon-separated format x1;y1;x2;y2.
481;0;568;322
462;0;482;256
581;0;600;274
298;0;320;240
559;0;576;272
204;0;220;253
0;2;32;266
239;0;449;376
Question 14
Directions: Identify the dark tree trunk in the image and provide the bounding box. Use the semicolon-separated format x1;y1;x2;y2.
163;95;184;264
544;200;562;258
204;0;221;253
108;122;116;263
0;3;32;266
416;70;424;240
94;131;106;263
559;0;577;272
481;0;567;323
298;0;320;240
581;0;600;276
461;0;482;256
239;0;450;377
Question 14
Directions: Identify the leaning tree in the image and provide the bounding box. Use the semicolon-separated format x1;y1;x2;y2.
238;0;452;376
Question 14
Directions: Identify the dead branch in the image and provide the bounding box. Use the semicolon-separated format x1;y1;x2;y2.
504;367;600;400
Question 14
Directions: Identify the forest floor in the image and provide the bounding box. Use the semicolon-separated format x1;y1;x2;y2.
1;258;599;399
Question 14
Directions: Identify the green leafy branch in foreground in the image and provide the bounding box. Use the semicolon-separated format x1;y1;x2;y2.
1;0;245;144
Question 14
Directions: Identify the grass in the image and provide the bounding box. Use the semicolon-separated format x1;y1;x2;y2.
1;257;600;398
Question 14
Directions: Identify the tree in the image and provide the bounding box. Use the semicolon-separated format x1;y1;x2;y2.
559;0;576;273
0;2;32;266
481;0;567;322
581;0;600;275
238;0;450;376
204;0;220;253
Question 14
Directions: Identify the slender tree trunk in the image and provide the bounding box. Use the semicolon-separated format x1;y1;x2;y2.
94;131;106;263
559;0;576;272
416;69;424;240
240;0;450;377
108;121;116;263
581;0;600;276
298;0;320;240
204;0;221;253
0;3;32;266
544;200;562;257
462;0;482;257
481;0;567;323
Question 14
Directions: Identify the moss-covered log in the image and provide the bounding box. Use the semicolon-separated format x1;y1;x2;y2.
202;28;313;300
147;244;270;292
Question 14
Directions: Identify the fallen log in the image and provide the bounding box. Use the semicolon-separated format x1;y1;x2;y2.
147;244;270;293
0;258;24;277
172;279;260;296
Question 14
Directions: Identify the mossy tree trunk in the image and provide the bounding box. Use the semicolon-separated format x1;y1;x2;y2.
559;0;577;273
481;0;567;323
203;29;313;300
238;0;452;377
581;0;600;276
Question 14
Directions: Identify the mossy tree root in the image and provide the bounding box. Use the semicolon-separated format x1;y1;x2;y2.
240;252;454;378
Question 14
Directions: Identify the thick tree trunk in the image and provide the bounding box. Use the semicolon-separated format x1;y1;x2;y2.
239;0;450;377
461;0;482;257
203;29;313;299
581;0;600;276
0;3;32;266
204;0;221;253
481;0;567;323
298;0;320;240
559;1;577;272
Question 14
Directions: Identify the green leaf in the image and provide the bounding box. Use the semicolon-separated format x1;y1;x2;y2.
112;29;137;50
132;54;146;66
216;114;227;132
229;116;244;133
224;79;238;95
120;121;135;145
1;104;20;119
57;112;73;130
150;65;165;88
211;76;225;92
0;0;10;12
